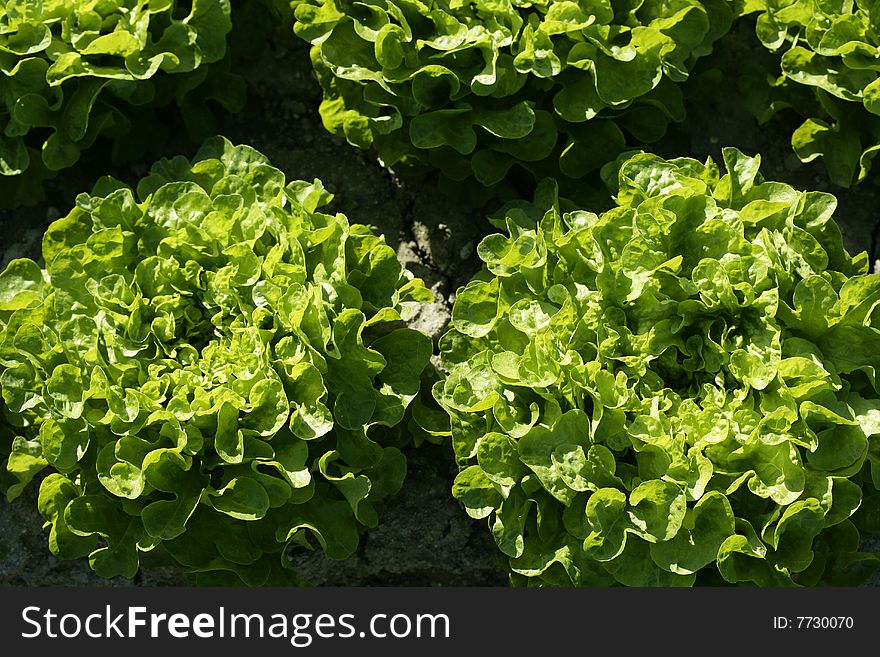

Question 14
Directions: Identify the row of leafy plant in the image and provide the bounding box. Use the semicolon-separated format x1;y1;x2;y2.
4;1;880;203
1;0;880;586
6;1;880;206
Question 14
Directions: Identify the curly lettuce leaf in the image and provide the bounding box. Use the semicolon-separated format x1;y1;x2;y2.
0;136;433;584
435;148;880;586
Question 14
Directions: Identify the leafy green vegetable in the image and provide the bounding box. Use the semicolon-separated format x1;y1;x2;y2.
0;0;245;204
746;0;880;186
293;0;737;191
433;148;880;586
0;137;434;584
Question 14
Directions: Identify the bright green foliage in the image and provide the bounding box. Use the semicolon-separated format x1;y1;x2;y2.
0;0;241;191
434;148;880;586
0;137;434;584
293;0;737;189
748;0;880;186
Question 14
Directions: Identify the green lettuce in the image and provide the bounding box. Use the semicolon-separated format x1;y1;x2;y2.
434;148;880;586
0;0;244;204
0;136;434;585
293;0;737;192
747;0;880;186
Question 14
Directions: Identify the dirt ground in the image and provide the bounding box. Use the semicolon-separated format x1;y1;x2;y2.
0;18;877;587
